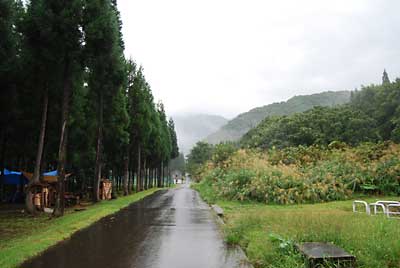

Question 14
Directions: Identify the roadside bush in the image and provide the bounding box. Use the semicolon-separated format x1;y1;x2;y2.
195;142;400;204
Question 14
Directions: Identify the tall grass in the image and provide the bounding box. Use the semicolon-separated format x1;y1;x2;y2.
218;200;400;268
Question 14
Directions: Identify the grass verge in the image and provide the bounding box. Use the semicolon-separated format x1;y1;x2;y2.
0;188;162;268
216;199;400;268
192;182;400;268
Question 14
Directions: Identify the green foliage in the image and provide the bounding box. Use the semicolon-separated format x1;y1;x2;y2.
168;118;179;159
196;143;400;204
186;141;214;180
211;142;237;166
157;102;172;162
351;77;400;141
382;69;390;85
0;0;22;160
241;106;378;149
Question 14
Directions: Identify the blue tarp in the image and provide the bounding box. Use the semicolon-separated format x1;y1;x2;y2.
1;169;29;185
43;170;58;176
1;169;58;185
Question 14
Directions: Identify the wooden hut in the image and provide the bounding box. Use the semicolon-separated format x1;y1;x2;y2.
23;171;71;210
100;179;112;200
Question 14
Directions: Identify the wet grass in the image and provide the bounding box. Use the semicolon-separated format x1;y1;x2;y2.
214;198;400;268
0;188;162;268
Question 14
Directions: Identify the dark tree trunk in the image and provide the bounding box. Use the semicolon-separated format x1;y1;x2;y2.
32;89;48;183
136;145;141;192
157;163;162;188
152;169;155;188
123;147;129;195
26;89;48;215
148;168;151;188
156;167;158;187
143;159;147;190
128;169;132;194
53;67;72;217
147;168;150;189
167;165;170;187
93;92;104;202
154;169;157;188
161;161;164;187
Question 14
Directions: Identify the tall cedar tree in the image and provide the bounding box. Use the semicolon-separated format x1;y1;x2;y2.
168;118;179;185
157;102;172;186
21;0;83;215
84;0;125;202
49;0;83;217
168;118;179;159
382;69;390;85
123;59;136;195
128;67;153;192
23;0;67;213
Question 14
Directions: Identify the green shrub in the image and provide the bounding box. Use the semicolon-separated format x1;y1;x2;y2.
196;142;400;204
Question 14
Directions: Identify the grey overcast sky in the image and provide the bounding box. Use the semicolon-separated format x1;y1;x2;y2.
117;0;400;118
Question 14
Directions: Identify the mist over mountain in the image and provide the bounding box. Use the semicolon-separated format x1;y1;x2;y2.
172;114;228;155
205;91;351;144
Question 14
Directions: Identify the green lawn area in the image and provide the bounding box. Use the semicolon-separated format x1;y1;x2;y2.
215;197;400;268
0;188;162;268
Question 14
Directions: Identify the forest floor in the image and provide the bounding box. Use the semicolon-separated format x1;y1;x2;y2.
0;188;161;268
212;197;400;268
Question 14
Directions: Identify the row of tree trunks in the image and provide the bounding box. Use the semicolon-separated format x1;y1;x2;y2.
107;165;169;195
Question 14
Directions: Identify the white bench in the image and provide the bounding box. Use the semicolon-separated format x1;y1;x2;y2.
386;204;400;219
352;200;370;215
369;202;386;215
353;200;400;219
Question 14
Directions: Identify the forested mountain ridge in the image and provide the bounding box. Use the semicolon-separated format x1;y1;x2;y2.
205;91;351;144
241;72;400;149
173;114;227;155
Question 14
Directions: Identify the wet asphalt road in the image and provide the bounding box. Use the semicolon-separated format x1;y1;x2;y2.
22;185;251;268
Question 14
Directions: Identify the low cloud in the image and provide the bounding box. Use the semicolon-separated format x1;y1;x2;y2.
118;0;400;118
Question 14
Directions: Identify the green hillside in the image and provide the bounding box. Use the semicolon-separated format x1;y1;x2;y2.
205;91;351;144
241;77;400;149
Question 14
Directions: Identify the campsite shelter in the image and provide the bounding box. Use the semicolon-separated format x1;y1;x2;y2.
23;170;58;209
22;170;60;183
1;169;74;206
1;169;29;185
0;169;29;203
23;170;73;209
